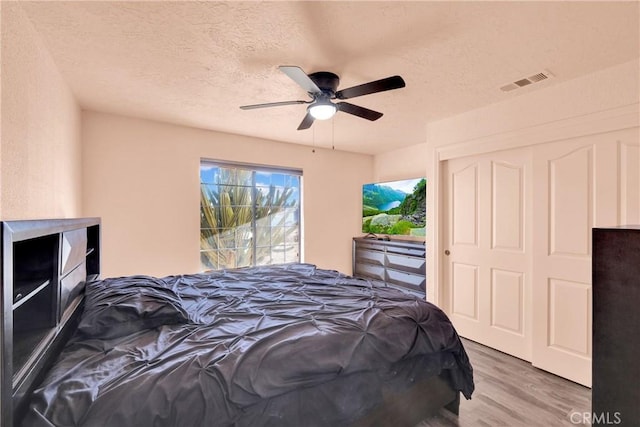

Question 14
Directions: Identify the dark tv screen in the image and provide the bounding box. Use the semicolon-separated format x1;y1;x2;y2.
362;178;426;237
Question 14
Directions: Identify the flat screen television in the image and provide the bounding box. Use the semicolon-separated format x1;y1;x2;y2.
362;177;426;237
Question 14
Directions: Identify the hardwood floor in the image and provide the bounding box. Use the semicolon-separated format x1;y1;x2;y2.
417;338;592;427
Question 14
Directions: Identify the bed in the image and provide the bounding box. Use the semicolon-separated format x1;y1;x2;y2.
2;219;474;427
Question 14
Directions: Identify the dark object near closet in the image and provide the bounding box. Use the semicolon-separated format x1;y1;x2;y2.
592;226;640;425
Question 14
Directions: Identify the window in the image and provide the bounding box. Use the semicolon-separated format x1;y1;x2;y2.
200;160;302;270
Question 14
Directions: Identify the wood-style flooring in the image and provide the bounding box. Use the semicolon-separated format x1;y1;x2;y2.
417;338;592;427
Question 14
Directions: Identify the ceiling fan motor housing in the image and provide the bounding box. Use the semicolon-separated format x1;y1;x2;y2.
308;71;340;95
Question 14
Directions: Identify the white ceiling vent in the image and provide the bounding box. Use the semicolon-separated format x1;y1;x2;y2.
500;70;553;92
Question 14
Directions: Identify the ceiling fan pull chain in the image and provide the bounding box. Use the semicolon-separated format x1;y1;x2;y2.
332;117;335;150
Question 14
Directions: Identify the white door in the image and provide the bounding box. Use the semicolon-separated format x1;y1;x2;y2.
443;148;533;361
531;127;640;387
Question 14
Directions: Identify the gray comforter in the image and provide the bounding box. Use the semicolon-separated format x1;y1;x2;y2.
24;263;474;427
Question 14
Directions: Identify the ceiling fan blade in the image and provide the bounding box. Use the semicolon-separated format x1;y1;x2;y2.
240;100;308;110
335;75;405;100
297;112;315;130
279;66;322;94
336;102;383;121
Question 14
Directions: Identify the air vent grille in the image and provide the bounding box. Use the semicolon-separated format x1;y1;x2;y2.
500;70;553;92
528;72;548;83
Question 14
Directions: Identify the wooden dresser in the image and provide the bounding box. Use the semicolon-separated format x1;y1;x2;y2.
592;226;640;425
352;237;426;295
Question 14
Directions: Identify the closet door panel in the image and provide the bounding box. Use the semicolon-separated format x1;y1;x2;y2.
443;148;532;361
532;127;639;387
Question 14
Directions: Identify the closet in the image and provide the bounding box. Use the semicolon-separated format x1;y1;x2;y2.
441;126;639;387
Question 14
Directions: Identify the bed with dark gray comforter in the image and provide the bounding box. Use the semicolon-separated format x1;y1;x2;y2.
23;263;474;427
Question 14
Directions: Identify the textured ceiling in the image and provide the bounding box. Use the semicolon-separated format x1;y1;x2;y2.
17;1;640;154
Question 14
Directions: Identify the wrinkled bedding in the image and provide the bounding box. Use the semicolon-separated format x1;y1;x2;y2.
24;263;474;427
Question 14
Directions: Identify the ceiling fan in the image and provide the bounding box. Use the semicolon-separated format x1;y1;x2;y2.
240;66;406;130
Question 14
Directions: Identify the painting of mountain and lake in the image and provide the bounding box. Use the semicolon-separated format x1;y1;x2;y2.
362;178;426;237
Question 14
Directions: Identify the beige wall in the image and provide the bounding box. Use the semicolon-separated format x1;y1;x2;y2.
82;111;373;278
373;143;428;183
0;3;82;219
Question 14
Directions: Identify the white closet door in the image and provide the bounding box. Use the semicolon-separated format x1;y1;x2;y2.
443;148;533;361
441;126;638;386
531;127;640;387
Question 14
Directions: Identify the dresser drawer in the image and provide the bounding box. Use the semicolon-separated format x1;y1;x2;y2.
355;249;385;266
386;268;425;290
354;263;385;282
354;240;387;252
386;244;425;258
386;253;425;275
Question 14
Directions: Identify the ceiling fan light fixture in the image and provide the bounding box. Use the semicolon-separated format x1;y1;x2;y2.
308;101;337;120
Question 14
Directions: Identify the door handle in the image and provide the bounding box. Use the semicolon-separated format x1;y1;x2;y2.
444;250;450;256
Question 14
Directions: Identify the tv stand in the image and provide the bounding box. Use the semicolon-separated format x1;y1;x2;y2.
352;237;426;295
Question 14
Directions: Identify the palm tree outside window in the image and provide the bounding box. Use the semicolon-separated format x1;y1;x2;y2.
200;160;302;270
